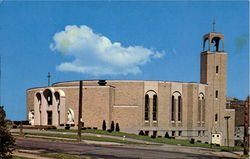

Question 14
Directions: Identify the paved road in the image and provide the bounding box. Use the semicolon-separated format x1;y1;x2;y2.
15;137;241;159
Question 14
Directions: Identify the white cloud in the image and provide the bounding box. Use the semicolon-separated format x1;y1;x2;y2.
50;25;164;75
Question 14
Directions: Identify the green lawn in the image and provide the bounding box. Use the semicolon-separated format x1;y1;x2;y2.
13;156;32;159
49;128;243;151
21;132;140;144
40;153;90;159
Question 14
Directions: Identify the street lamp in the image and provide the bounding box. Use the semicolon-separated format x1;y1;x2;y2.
224;116;230;148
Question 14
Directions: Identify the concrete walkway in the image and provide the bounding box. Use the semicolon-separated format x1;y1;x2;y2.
13;149;52;159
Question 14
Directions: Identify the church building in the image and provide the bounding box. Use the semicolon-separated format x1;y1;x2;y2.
26;31;235;146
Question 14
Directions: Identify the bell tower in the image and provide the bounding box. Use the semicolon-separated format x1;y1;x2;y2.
200;31;229;145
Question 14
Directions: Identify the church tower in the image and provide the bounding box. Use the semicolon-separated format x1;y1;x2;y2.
200;31;233;146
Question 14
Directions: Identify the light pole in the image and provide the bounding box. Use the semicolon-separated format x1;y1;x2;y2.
77;81;83;142
224;116;230;148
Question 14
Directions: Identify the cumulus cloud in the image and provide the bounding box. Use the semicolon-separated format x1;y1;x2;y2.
50;25;164;75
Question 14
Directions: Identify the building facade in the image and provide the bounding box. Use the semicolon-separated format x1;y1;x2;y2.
26;32;235;146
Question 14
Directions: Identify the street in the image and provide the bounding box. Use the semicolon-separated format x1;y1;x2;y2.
15;137;241;159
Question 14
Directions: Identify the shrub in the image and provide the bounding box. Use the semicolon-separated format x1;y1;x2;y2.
81;127;87;130
110;121;115;132
205;142;209;144
197;140;201;143
138;130;144;136
190;138;195;144
151;135;156;139
102;120;106;131
107;129;112;133
65;126;70;130
93;127;98;130
164;132;170;138
216;144;220;147
0;106;15;159
158;136;162;138
115;123;120;132
87;127;91;129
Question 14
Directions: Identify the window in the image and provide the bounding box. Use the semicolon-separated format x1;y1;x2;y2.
153;95;157;121
177;96;182;121
171;95;175;121
215;90;218;99
198;98;201;122
178;131;182;136
145;94;149;121
202;97;205;122
43;89;53;105
198;131;201;136
172;131;175;137
215;114;218;122
216;66;219;74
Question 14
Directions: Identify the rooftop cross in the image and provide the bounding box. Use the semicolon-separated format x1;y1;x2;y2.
47;72;51;86
212;19;216;32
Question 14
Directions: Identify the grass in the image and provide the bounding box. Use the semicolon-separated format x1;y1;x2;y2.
49;128;243;151
13;156;32;159
20;132;139;144
40;153;89;159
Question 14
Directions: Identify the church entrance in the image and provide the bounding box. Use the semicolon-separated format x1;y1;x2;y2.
47;111;52;125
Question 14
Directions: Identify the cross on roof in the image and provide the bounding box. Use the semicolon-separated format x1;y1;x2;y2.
212;19;216;32
47;72;51;86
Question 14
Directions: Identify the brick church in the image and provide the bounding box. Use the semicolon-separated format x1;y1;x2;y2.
26;31;235;146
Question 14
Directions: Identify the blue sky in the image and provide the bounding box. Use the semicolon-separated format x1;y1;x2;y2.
0;1;249;120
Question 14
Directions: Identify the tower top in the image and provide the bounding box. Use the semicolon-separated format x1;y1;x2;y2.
203;32;224;52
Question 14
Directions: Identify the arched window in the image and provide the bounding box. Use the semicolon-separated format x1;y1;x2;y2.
198;93;205;123
171;95;175;121
36;93;42;105
215;114;218;122
202;96;205;122
43;89;53;105
153;95;157;121
177;96;182;121
54;92;60;105
145;94;149;121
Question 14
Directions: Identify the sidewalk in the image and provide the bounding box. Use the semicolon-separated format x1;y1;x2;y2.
13;149;52;159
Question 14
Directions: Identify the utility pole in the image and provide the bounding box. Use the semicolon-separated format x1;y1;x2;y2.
243;96;249;156
224;116;230;148
77;81;83;142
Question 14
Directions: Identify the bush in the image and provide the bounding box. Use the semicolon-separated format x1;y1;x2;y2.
107;129;112;133
115;123;120;132
65;126;70;130
190;138;195;144
151;135;156;139
0;106;15;159
197;140;201;143
93;127;98;130
87;127;91;129
102;120;106;131
138;130;144;136
158;136;162;138
110;121;115;132
164;132;170;138
145;131;149;136
216;144;220;147
81;127;87;130
205;142;209;144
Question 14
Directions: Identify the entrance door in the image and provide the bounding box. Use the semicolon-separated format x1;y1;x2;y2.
47;111;52;125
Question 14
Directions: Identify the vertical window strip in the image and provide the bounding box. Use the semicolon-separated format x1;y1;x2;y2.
178;96;182;121
145;94;149;121
171;96;175;121
153;95;157;121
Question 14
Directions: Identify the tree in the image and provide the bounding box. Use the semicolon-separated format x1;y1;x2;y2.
110;121;115;132
102;120;106;131
0;106;15;159
115;123;120;132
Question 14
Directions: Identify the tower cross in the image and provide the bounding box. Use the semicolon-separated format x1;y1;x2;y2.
212;19;216;32
47;72;51;86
